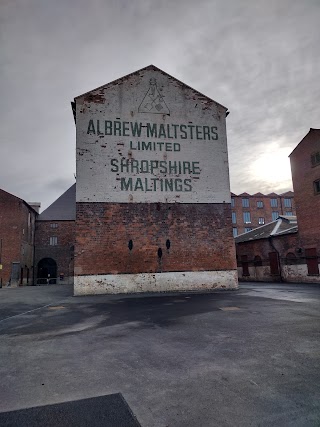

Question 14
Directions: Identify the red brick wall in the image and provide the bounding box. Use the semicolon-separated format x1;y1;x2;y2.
236;233;300;281
231;193;296;235
290;129;320;250
0;189;37;285
35;220;75;282
236;234;299;265
75;203;237;276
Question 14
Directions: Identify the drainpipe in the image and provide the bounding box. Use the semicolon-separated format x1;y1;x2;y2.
268;235;283;282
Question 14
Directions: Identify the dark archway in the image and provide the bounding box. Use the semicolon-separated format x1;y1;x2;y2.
37;258;57;282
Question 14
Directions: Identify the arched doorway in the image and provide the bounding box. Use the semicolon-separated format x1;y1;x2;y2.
37;258;57;284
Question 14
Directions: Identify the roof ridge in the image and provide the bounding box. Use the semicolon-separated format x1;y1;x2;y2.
73;65;227;111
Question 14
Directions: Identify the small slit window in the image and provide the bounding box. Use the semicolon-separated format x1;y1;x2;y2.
314;179;320;195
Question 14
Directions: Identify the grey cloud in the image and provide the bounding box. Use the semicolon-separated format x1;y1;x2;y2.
1;0;319;209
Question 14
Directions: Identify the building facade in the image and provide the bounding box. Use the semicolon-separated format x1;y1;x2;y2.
73;65;238;295
34;184;75;284
0;188;38;286
289;128;320;277
231;191;296;237
236;216;300;282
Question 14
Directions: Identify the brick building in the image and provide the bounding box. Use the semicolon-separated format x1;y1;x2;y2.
235;215;299;282
0;188;39;286
236;128;320;283
34;184;75;284
289;128;320;276
73;65;238;295
231;191;296;237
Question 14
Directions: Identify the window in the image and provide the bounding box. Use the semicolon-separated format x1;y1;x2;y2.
257;201;263;208
285;211;293;216
231;198;235;207
270;198;278;207
284;198;292;208
242;198;249;208
311;151;320;167
272;211;279;221
245;227;252;232
50;223;58;229
232;212;237;224
314;179;320;194
243;212;251;223
258;217;265;225
49;236;58;246
232;227;238;237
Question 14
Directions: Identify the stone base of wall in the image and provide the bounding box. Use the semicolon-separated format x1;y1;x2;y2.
282;264;320;284
74;270;238;296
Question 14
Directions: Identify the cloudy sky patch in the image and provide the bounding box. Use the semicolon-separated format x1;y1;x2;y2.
1;0;319;209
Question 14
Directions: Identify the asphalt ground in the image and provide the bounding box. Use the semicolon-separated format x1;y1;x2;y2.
0;282;319;426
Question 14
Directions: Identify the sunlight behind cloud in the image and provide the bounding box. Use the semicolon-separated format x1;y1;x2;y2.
249;142;292;192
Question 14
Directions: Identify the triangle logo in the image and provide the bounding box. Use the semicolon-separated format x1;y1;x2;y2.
138;78;170;115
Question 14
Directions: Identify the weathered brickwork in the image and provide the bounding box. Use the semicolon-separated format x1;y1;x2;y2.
74;66;237;294
35;221;75;283
75;203;236;276
236;234;299;281
0;189;37;286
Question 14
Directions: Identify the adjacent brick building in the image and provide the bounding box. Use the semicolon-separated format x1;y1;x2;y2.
289;128;320;277
236;128;320;283
73;65;238;295
235;215;300;282
0;188;38;286
231;191;296;237
34;184;75;284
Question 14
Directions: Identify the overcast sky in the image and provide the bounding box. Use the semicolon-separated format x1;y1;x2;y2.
1;0;319;210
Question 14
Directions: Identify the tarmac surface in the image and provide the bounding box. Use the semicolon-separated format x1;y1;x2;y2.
0;282;319;426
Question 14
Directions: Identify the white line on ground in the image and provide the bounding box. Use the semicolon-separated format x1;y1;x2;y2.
0;298;72;323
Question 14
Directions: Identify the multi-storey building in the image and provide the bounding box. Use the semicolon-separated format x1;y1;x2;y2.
0;188;39;287
73;65;237;295
289;128;320;276
34;184;75;284
231;191;296;237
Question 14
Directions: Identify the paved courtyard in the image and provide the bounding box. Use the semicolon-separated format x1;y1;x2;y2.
0;282;319;426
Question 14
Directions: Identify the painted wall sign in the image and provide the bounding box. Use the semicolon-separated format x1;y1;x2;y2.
76;69;231;204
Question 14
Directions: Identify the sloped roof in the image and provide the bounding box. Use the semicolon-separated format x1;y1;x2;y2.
280;190;294;197
289;128;320;157
73;64;227;110
38;184;76;221
0;188;39;214
235;216;298;244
